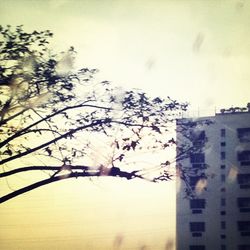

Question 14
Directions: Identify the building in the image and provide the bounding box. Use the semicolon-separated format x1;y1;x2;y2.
176;104;250;250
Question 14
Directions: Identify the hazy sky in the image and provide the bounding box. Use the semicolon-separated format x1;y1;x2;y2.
0;0;250;249
1;0;249;112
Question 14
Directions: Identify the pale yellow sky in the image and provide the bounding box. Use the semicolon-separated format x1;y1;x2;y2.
0;0;250;249
1;0;249;111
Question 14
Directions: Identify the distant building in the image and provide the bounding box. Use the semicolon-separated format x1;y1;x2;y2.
176;104;250;250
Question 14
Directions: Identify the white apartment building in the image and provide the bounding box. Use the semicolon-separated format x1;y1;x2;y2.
176;104;250;250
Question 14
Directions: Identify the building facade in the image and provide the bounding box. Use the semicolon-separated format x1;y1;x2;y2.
176;105;250;250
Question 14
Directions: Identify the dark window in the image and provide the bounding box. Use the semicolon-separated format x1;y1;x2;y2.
221;174;226;182
221;211;226;215
238;151;250;166
221;165;226;169
189;176;206;189
221;129;226;137
190;246;205;250
192;163;205;169
221;142;226;147
238;128;250;142
190;222;205;232
238;198;250;212
221;187;226;192
238;245;250;250
191;131;206;146
238;151;250;161
221;198;226;206
241;232;250;236
238;221;250;232
190;199;206;209
221;245;226;250
192;232;202;237
221;152;226;160
241;161;250;166
192;210;202;214
221;221;226;229
238;174;250;189
221;234;226;239
190;153;205;163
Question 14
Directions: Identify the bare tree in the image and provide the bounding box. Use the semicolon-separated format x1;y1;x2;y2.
0;25;188;203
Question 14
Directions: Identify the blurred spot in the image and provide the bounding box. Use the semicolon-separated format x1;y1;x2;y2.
228;167;238;183
235;144;246;152
203;144;212;155
193;33;204;53
27;92;51;109
140;245;148;250
145;57;155;71
165;239;174;250
113;234;124;250
176;167;181;193
195;179;207;195
111;86;126;112
205;97;215;108
222;47;232;58
49;0;68;9
209;172;216;179
56;51;75;76
99;164;112;176
176;176;181;194
58;170;71;179
236;0;245;10
21;55;36;73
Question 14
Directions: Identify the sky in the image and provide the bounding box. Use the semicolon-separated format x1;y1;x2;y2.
0;0;250;249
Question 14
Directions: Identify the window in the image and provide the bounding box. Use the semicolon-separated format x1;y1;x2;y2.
191;130;206;147
221;245;226;250
221;129;226;137
238;128;250;142
192;210;202;214
238;151;250;166
190;130;206;141
241;161;250;166
190;246;205;250
192;163;205;169
221;174;226;182
221;165;226;169
238;174;250;189
189;176;206;189
221;142;226;147
238;198;250;212
238;221;250;236
190;153;205;163
192;232;202;237
221;198;226;206
221;221;226;229
190;222;205;232
190;223;204;237
221;211;226;215
221;152;226;160
221;234;226;239
190;199;206;209
238;245;250;250
221;187;226;192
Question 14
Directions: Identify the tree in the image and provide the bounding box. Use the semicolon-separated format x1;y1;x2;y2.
0;25;188;203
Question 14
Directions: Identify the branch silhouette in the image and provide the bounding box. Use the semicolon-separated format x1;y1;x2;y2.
0;25;190;203
0;166;156;203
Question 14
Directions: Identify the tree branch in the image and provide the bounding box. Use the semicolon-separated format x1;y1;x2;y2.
0;119;156;166
0;120;104;165
0;102;112;149
0;165;90;178
0;107;29;126
0;167;152;203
